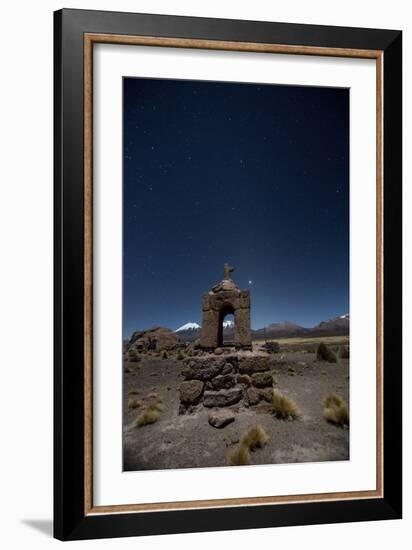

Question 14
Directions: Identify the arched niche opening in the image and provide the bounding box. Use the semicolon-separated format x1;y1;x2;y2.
217;304;235;347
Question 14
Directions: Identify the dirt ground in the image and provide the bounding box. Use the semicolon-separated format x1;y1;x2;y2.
123;342;349;471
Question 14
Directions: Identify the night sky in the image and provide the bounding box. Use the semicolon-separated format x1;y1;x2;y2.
123;77;349;337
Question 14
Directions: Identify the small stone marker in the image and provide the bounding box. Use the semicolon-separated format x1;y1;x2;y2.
208;410;235;429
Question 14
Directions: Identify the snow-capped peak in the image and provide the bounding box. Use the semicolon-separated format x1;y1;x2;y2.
175;322;201;332
223;319;234;328
340;313;350;319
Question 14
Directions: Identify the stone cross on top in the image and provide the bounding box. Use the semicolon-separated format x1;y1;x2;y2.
223;262;234;280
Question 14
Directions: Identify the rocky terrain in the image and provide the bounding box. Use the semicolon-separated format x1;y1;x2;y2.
123;335;349;471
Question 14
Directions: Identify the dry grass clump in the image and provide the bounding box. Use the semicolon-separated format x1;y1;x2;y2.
128;389;139;395
135;401;163;427
227;443;251;466
240;425;269;450
271;390;299;420
149;400;163;412
316;342;337;363
135;408;160;427
147;395;163;409
128;398;142;409
228;425;269;466
322;394;349;427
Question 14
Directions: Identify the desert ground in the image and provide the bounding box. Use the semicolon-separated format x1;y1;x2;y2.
123;336;349;471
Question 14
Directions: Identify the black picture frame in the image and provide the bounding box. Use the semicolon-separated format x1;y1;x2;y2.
54;8;402;541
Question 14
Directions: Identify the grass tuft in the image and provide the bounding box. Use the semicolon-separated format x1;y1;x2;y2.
228;425;269;466
146;399;163;411
322;394;349;427
227;443;251;466
135;409;160;427
128;398;142;409
240;425;269;451
271;390;299;420
316;342;337;363
135;401;163;427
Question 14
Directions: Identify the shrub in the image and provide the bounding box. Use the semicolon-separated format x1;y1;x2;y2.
316;342;337;363
177;351;185;360
128;398;142;409
128;389;139;395
271;390;299;420
227;443;251;466
148;400;163;411
162;350;168;359
262;341;280;353
240;425;269;451
135;409;160;427
135;401;162;427
322;394;349;427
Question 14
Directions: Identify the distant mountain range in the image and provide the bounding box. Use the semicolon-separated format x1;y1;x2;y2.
174;314;349;342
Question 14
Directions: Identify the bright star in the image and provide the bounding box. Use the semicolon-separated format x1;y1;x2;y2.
248;280;253;285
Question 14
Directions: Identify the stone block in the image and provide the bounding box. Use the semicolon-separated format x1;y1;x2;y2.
179;380;204;404
209;374;236;391
208;410;235;428
239;356;270;375
251;372;273;388
203;387;243;407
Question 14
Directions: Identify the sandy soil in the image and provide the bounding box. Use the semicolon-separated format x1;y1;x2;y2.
123;347;349;471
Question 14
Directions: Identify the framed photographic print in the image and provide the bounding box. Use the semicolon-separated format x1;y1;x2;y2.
54;8;402;541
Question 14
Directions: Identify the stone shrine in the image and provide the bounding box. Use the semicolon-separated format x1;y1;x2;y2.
199;264;252;350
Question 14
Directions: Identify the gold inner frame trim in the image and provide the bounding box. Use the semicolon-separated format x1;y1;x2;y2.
84;33;384;515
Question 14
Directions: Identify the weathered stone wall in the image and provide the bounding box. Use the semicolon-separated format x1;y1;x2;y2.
179;354;273;414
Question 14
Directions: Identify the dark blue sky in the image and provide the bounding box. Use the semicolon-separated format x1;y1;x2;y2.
123;77;349;337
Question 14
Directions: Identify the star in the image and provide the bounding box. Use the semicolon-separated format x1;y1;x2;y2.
248;280;253;285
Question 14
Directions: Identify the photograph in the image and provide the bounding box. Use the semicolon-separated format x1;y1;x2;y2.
122;76;350;471
50;6;401;541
